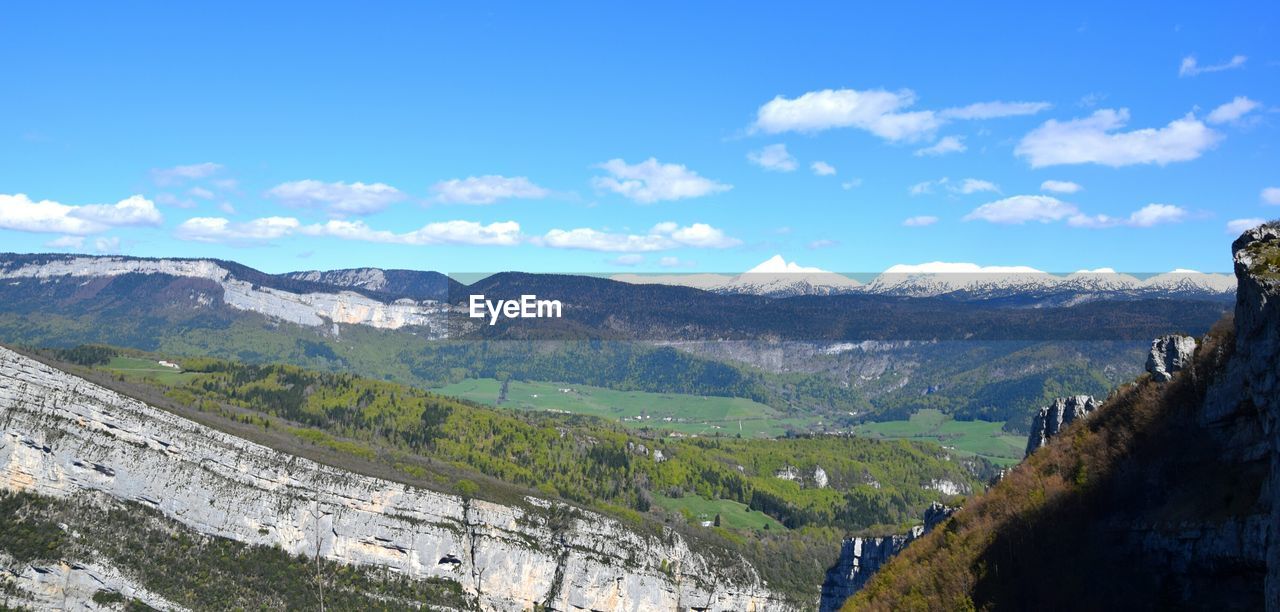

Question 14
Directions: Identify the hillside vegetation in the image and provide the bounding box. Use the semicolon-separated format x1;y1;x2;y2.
847;317;1263;610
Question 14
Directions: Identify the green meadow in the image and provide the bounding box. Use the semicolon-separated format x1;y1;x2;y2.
652;494;786;532
433;378;791;437
853;409;1025;466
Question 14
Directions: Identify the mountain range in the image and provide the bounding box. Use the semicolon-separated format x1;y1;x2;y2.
613;255;1236;302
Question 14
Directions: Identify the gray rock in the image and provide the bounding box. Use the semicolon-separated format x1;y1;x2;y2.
1146;334;1197;382
1025;395;1100;456
819;501;958;612
0;346;793;611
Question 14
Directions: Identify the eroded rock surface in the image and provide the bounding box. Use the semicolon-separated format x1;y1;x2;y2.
1025;395;1100;456
0;346;792;611
1147;334;1198;382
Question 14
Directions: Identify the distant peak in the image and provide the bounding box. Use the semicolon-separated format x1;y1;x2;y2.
745;255;829;274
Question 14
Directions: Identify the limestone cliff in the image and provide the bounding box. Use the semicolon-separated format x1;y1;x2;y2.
0;346;794;611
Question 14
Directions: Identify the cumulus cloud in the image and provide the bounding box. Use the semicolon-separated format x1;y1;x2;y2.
963;195;1079;224
752;88;1049;142
430;175;550;205
302;219;523;246
810;161;837;176
44;236;85;249
753;88;940;141
964;196;1187;229
1206;96;1261;125
0;194;162;235
151;162;223;186
591;158;731;203
914;135;966;156
902;215;939;227
93;237;121;254
175;215;522;247
175;216;301;245
539;222;740;252
1179;54;1247;77
188;186;216;200
954;178;1000;194
1263;187;1280;205
266;179;405;216
1040;180;1082;194
1015;109;1221;167
1227;218;1266;234
939;101;1052;119
909;178;947;196
747;144;798;172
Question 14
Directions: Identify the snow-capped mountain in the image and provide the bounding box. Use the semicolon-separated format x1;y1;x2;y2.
612;255;861;297
613;256;1236;302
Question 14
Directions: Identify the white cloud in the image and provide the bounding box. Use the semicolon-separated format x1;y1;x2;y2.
939;101;1051;120
914;135;966;156
807;239;839;249
752;89;1049;142
1206;96;1261;125
188;186;216;200
841;178;863;190
747;144;798;172
903;215;939;227
592;158;731;203
1179;54;1247;77
151;162;223;186
609;254;645;266
155;193;198;209
303;219;522;246
175;216;301;244
909;178;947;196
1125;203;1188;227
811;161;837;176
658;256;689;268
1040;180;1083;194
964;195;1079;224
176;215;523;247
0;193;162;235
1263;187;1280;205
266;180;405;216
1227;218;1266;234
540;222;740;252
1015;109;1221;167
430;175;550;205
753;88;941;141
44;236;84;249
955;178;1000;194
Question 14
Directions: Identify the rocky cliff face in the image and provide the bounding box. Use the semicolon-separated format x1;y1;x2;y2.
1146;334;1197;382
1223;224;1280;607
0;256;447;332
0;346;793;611
818;502;957;612
1025;395;1099;456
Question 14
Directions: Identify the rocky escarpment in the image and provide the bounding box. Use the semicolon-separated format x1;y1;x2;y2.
0;346;793;611
1147;334;1198;382
1221;223;1280;607
0;256;447;332
818;502;956;612
1025;395;1099;456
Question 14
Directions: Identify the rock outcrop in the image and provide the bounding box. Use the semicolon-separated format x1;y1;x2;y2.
1146;334;1198;382
1025;395;1100;456
818;502;957;612
0;346;793;611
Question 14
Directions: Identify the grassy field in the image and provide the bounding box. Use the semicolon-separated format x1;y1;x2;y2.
854;409;1025;466
433;378;794;437
652;494;786;532
103;356;204;385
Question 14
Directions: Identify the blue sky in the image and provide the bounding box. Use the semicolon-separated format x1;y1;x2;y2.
1;2;1277;274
